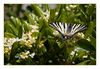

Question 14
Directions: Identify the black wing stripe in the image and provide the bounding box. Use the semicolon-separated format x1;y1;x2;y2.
50;23;64;35
50;22;87;40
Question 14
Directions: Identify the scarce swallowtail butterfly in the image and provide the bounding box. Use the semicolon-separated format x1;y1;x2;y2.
50;22;87;40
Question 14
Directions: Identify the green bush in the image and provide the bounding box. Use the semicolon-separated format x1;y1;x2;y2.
4;4;96;65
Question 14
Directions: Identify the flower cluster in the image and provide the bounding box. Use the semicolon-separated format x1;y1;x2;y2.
43;10;50;22
38;41;44;48
77;32;85;38
66;5;77;11
19;31;38;48
53;30;59;36
4;37;19;54
70;47;79;56
4;23;39;59
15;51;35;59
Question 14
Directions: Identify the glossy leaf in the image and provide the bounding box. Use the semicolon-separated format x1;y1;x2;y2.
77;39;96;52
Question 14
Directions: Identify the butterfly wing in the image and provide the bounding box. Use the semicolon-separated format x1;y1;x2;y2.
68;24;87;36
50;22;73;39
50;22;65;36
50;22;87;40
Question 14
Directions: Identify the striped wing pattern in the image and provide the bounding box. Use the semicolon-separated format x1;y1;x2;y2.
50;22;87;40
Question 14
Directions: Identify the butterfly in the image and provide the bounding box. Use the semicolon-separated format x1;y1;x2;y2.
50;22;87;40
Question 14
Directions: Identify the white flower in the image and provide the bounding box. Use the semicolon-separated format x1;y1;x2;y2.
4;47;10;53
39;44;44;48
30;25;39;32
29;13;39;21
83;55;88;58
25;51;30;54
53;30;59;36
19;31;38;48
70;47;80;56
55;12;58;16
43;10;50;22
16;37;23;42
74;47;80;52
11;16;14;19
4;38;17;49
44;10;50;20
74;48;78;52
38;41;45;48
77;32;85;38
69;5;77;8
66;6;71;11
86;37;91;41
29;52;35;58
70;51;75;56
20;51;30;59
72;61;75;64
48;60;53;63
15;18;19;22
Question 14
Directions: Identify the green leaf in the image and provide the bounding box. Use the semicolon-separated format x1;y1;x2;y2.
5;17;23;38
4;32;16;38
49;9;56;22
23;21;31;33
77;60;90;65
85;22;95;36
42;4;50;11
25;11;36;24
10;42;19;62
10;16;17;28
77;39;96;52
86;4;96;16
89;35;96;48
31;4;44;17
9;24;18;36
18;25;23;38
15;18;22;30
77;59;96;65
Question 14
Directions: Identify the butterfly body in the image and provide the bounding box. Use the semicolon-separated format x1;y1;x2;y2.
50;22;87;40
